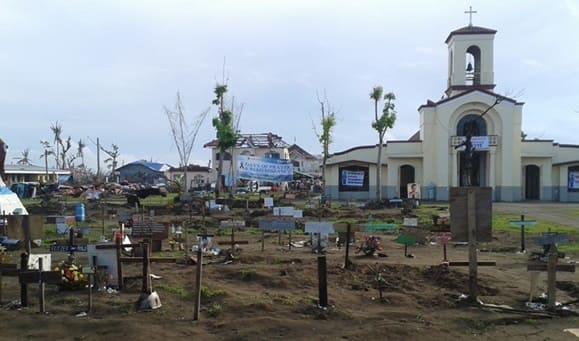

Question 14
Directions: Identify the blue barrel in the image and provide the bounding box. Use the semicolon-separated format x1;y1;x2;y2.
75;202;85;222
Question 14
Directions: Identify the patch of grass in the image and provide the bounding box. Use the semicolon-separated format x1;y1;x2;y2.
459;318;495;334
269;293;297;306
239;269;257;280
157;283;190;299
559;243;579;252
200;285;226;299
207;303;223;317
492;214;578;234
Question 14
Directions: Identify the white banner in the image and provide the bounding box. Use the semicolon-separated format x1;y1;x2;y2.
341;170;364;187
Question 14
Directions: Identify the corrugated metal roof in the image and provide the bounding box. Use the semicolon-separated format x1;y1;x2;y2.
117;160;172;172
204;132;290;149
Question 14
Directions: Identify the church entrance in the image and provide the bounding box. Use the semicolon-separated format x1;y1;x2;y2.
525;165;540;200
459;151;487;187
399;165;415;198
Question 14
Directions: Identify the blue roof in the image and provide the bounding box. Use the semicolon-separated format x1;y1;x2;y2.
117;160;172;172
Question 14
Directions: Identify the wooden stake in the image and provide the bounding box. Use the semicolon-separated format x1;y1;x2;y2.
520;214;526;253
261;231;265;252
317;256;328;308
142;243;151;294
547;244;558;310
38;258;45;313
467;188;478;302
343;224;352;269
193;248;203;321
20;253;28;307
115;235;123;290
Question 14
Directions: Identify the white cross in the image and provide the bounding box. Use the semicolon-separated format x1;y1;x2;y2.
465;6;477;26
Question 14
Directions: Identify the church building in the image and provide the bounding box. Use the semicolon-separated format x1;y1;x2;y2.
325;21;579;202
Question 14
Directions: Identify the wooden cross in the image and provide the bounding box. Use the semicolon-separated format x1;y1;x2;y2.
19;257;61;313
396;235;417;258
217;220;249;256
465;6;477;26
529;233;574;309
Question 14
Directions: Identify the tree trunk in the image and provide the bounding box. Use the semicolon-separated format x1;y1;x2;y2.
376;138;383;201
216;152;224;197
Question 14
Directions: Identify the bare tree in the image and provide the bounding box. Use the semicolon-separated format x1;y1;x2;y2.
165;92;210;192
312;91;337;197
59;136;73;169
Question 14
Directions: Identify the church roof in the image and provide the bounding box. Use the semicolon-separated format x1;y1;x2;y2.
445;25;497;43
417;88;524;111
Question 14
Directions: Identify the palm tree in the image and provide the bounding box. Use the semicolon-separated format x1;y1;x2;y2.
50;121;62;169
77;139;86;167
15;149;32;165
40;141;54;181
370;86;397;201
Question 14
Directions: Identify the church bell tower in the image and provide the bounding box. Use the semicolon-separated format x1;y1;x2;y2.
445;9;497;97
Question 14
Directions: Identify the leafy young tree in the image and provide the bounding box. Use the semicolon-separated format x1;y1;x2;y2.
211;83;237;197
101;143;120;176
313;92;337;196
370;86;397;201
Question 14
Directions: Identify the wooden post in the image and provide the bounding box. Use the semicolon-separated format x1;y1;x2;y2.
344;223;352;269
317;256;328;308
288;231;292;251
467;188;478;302
520;214;526;253
231;228;235;251
142;243;151;294
443;243;448;262
261;231;265;252
87;271;92;314
193;248;203;321
115;235;123;290
38;258;45;313
23;216;31;254
278;231;281;246
20;253;28;307
547;244;558;310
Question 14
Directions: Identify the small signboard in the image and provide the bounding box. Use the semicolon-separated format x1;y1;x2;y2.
82;266;95;275
131;222;169;240
49;245;88;252
305;221;335;234
509;220;537;227
28;254;51;271
363;223;398;232
402;217;418;227
219;220;246;229
535;233;568;246
437;232;452;245
258;219;296;231
396;235;417;245
273;207;303;218
264;197;274;208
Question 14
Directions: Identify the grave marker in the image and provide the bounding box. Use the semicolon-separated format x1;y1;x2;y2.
530;232;573;309
217;220;249;253
19;257;61;313
509;215;537;253
363;223;398;233
264;197;274;208
259;219;296;251
396;235;417;258
305;222;335;254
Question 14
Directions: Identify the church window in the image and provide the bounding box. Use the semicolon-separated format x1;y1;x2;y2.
457;114;487;136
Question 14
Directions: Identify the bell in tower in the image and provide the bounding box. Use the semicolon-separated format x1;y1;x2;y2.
445;7;497;97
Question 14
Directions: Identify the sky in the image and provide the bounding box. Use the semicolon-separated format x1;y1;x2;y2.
1;0;578;173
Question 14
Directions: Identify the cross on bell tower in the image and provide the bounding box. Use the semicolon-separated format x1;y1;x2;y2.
464;6;477;27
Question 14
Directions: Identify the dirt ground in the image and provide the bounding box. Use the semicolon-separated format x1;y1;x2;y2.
0;202;578;341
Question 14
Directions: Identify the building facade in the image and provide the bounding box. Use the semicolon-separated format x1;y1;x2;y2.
325;24;579;202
